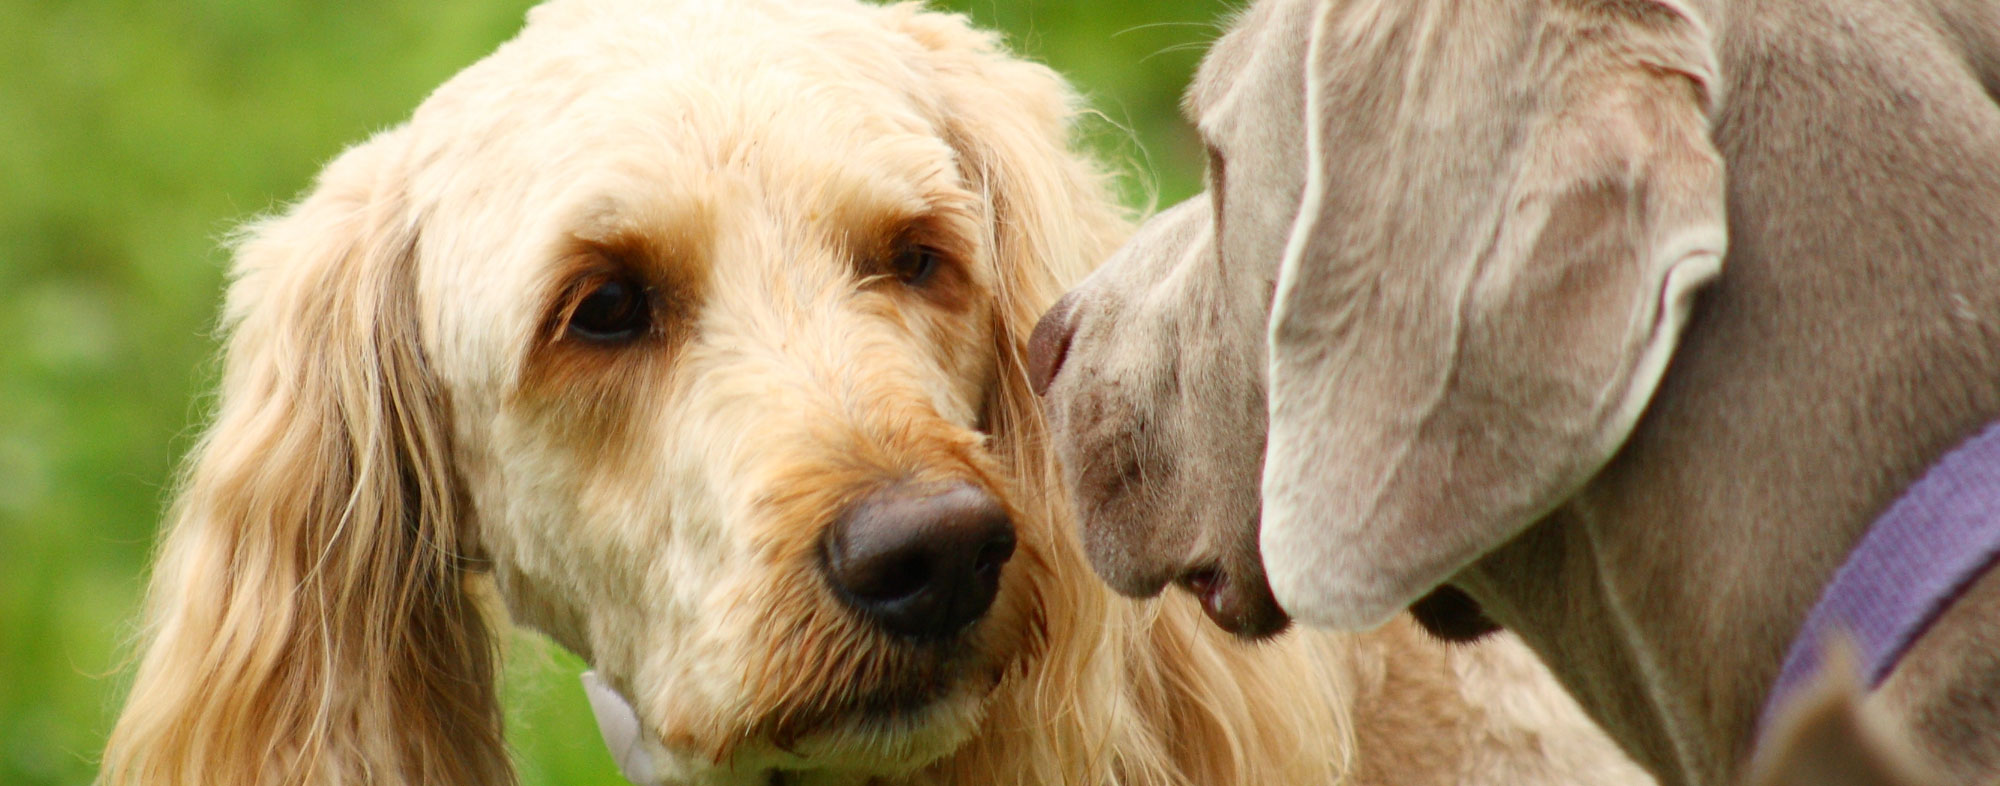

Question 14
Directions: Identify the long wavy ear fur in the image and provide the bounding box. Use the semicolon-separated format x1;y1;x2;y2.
886;3;1129;488
100;130;509;786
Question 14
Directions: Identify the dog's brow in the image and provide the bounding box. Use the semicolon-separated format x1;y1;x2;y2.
839;182;981;255
1181;0;1271;122
561;199;715;290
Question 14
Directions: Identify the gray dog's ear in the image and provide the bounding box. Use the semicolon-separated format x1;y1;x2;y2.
1261;0;1727;628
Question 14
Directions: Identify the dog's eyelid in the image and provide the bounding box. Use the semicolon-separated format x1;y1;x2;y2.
863;216;975;294
540;250;662;344
892;243;945;287
894;214;974;260
560;273;653;344
538;220;710;348
859;241;954;291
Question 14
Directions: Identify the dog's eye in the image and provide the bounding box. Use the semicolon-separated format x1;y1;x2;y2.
891;245;942;287
567;278;650;342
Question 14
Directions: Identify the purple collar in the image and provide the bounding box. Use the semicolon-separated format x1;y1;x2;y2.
1758;419;2000;734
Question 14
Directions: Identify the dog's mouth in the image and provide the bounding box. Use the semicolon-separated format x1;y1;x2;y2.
587;654;1003;786
715;576;1032;781
663;474;1037;780
723;642;1012;784
1174;565;1292;640
754;621;1009;738
840;640;1006;723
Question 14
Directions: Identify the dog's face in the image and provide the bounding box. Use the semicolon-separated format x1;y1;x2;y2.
1029;0;1312;639
1034;0;1727;634
1030;190;1285;644
278;1;1107;781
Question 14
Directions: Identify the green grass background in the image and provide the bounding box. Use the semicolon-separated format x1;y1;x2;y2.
0;1;1226;783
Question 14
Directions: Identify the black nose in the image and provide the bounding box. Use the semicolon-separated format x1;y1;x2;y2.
821;482;1016;639
1026;292;1079;397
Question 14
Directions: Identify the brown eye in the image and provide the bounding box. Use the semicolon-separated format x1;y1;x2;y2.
892;245;942;287
567;278;649;342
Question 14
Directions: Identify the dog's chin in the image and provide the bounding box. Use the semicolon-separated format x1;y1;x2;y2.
706;670;998;786
695;635;1016;785
804;685;990;771
1174;564;1292;640
1075;498;1292;640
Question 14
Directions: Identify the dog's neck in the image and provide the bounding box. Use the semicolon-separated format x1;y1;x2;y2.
1470;420;2000;786
1758;422;2000;733
1463;475;1858;786
1459;2;2000;780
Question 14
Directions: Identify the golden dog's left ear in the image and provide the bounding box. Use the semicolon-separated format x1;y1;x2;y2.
1262;1;1727;628
887;5;1127;474
101;131;507;785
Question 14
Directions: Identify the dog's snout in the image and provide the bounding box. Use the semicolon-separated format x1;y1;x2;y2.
1026;292;1079;397
821;482;1016;639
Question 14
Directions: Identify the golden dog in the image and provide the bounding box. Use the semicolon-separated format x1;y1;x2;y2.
101;1;1648;784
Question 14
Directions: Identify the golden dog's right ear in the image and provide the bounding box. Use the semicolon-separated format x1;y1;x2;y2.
884;3;1128;484
1261;0;1727;628
101;131;509;786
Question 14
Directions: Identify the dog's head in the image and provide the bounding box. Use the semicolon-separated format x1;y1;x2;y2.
1032;0;1726;635
101;1;1124;784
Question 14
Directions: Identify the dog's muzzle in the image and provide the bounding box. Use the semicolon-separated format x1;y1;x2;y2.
819;482;1016;640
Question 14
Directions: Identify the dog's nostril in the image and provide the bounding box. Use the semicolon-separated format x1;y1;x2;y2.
821;482;1016;639
1027;292;1080;397
973;532;1015;579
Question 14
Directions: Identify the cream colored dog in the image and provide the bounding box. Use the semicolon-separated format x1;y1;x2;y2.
100;1;1650;784
1031;0;2000;784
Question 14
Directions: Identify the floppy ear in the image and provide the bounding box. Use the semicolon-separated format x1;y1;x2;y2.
1261;1;1727;628
100;132;509;785
886;4;1128;483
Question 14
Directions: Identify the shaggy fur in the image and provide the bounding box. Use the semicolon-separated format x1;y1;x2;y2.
101;1;1649;784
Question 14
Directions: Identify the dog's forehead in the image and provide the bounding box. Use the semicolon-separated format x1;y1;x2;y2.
405;2;981;393
1185;0;1315;132
434;4;946;160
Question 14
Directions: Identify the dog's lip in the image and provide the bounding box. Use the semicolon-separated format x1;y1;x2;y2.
751;657;997;768
1175;566;1292;640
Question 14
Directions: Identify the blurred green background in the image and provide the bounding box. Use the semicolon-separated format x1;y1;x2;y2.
0;1;1224;783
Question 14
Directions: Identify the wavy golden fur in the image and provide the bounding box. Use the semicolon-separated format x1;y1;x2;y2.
102;1;1647;784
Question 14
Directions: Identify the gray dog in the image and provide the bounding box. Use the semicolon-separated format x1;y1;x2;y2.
1030;0;2000;784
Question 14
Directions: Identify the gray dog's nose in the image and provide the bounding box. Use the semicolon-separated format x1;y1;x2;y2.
1027;292;1079;397
821;482;1016;639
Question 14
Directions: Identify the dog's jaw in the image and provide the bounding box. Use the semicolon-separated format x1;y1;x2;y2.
583;670;993;786
584;664;1009;786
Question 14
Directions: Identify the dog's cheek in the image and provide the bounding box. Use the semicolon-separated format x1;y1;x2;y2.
923;303;1002;433
489;394;737;696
